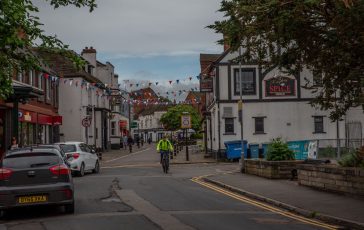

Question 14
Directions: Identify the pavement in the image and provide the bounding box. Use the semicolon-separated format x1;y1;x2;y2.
100;144;364;229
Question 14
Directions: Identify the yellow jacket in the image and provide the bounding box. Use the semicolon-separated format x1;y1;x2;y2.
157;139;174;152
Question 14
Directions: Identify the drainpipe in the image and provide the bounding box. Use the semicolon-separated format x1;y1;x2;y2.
12;99;19;143
217;102;221;160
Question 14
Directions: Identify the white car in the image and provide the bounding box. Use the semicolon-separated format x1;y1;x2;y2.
58;142;100;177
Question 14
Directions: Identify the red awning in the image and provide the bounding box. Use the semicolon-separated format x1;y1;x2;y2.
53;116;62;125
18;110;37;123
38;114;53;125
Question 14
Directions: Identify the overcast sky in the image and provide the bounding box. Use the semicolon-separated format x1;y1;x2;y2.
34;0;224;97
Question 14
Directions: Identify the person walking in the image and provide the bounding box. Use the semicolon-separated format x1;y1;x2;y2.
123;135;128;150
127;135;134;153
156;136;174;164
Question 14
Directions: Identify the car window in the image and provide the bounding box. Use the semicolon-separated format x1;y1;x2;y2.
2;152;61;169
84;145;91;153
60;144;77;153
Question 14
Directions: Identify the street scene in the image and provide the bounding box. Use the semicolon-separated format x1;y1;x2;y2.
1;0;364;230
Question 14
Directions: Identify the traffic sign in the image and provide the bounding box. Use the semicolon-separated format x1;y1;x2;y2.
181;115;192;129
82;117;92;127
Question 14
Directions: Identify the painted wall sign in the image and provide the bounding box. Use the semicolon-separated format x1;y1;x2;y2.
265;76;296;97
200;78;213;92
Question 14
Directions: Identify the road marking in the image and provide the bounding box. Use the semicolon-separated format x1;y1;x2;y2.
191;177;339;230
104;148;151;163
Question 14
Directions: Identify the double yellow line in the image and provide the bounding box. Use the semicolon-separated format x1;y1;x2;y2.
191;176;338;230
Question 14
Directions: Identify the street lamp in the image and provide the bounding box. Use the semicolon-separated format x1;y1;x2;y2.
182;111;190;161
238;47;245;173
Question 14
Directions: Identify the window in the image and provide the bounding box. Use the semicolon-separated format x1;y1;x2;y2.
46;78;51;100
224;118;234;133
313;70;323;86
234;68;256;95
111;121;116;136
254;117;265;134
38;73;43;89
17;71;23;82
313;116;325;133
223;107;233;117
29;70;34;86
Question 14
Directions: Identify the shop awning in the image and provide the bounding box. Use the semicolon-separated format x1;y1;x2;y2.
38;114;53;125
53;116;62;125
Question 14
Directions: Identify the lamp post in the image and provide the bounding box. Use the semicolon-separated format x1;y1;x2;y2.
181;111;190;161
238;47;245;173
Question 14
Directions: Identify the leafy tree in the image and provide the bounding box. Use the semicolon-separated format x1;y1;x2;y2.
0;0;96;99
160;105;201;131
209;0;364;121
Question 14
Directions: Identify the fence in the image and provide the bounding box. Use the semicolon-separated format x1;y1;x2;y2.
316;139;363;160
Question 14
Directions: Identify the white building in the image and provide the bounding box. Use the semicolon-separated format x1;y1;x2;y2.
136;106;170;142
204;47;364;156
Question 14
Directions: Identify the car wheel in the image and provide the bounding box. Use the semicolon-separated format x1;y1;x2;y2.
78;163;85;177
64;202;75;214
92;161;100;174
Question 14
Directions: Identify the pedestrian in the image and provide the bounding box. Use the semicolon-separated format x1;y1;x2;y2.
136;135;140;149
127;135;134;153
141;136;144;147
148;137;152;144
123;135;128;150
8;136;19;150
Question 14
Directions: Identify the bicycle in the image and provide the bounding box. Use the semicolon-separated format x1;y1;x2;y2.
161;151;169;174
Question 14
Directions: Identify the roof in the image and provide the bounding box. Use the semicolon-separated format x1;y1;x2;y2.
200;54;220;75
139;105;170;116
185;91;203;101
35;49;102;84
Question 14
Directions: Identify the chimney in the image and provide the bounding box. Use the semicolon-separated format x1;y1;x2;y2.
81;46;97;69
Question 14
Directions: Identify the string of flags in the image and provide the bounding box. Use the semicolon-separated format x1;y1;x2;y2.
122;75;201;88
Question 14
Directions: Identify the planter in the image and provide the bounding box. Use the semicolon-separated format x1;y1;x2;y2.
244;159;304;179
298;164;364;197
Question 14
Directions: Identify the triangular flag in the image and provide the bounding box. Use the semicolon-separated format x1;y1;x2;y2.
176;80;180;84
130;84;133;87
155;82;159;85
169;80;172;85
189;77;192;81
43;73;49;79
149;83;152;87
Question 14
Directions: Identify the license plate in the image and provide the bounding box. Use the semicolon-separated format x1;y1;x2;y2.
18;195;48;204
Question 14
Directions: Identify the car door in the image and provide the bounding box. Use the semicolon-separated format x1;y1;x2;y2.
83;144;94;170
86;145;98;168
78;144;90;170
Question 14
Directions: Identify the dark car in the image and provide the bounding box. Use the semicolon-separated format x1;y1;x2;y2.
0;147;74;217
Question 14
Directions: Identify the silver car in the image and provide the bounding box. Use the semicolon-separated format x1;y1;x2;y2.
58;142;100;177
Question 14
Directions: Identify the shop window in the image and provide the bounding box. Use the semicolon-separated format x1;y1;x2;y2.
111;121;116;136
254;117;266;134
234;68;256;95
224;118;234;134
313;116;325;133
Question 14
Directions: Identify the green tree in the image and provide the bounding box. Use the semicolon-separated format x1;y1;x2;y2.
0;0;96;99
209;0;364;121
160;105;201;131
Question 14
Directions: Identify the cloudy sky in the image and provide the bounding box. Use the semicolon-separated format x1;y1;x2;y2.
34;0;224;96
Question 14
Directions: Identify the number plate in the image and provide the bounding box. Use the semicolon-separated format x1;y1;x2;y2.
18;195;47;204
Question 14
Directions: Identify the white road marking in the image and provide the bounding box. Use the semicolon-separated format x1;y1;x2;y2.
104;148;151;163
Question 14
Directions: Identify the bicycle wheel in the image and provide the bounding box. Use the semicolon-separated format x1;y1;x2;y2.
162;158;167;173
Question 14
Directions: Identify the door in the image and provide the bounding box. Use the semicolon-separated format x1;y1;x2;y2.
346;122;363;149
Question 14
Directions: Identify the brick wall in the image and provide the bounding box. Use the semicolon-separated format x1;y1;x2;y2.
298;164;364;196
245;159;304;179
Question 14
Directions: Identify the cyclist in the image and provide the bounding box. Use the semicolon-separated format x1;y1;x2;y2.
156;136;174;165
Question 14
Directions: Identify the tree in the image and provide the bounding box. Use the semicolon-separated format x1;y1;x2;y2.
0;0;96;99
209;0;364;121
160;105;202;131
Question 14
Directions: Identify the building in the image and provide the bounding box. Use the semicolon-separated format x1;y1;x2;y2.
0;62;62;157
136;106;170;142
184;91;205;116
205;46;364;155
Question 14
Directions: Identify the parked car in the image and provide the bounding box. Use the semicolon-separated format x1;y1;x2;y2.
58;142;100;177
0;147;74;217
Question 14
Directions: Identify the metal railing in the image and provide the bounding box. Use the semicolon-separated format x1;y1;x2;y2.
315;139;363;160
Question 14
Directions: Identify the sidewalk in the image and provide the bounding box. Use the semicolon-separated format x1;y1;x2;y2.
170;147;216;164
100;144;151;162
205;172;364;229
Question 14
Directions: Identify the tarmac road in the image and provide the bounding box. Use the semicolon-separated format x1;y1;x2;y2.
0;146;336;230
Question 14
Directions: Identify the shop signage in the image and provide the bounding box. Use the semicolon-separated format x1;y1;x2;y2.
82;117;92;127
131;121;138;129
53;116;63;125
200;78;213;92
181;115;192;129
18;111;23;118
265;76;296;97
38;114;53;125
19;111;36;123
24;112;32;122
119;120;127;128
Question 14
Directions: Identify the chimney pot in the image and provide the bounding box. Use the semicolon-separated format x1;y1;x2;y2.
90;46;93;49
85;46;88;49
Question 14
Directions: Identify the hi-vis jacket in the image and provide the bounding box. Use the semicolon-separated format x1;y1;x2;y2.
156;139;174;152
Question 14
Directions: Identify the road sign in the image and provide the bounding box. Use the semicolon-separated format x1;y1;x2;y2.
131;121;138;129
181;115;192;129
82;118;92;127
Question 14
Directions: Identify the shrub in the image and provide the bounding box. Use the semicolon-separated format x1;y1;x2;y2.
338;150;364;168
190;133;203;139
266;138;295;161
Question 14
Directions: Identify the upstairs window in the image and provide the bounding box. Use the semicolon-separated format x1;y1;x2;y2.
313;116;325;133
234;68;256;95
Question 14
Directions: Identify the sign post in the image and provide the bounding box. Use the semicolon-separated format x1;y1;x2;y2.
181;113;191;161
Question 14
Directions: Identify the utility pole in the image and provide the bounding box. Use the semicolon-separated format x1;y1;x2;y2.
238;47;245;173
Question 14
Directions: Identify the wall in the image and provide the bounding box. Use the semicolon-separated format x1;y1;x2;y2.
245;159;304;179
298;164;364;196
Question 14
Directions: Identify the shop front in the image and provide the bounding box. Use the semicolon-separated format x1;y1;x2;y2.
119;120;128;137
